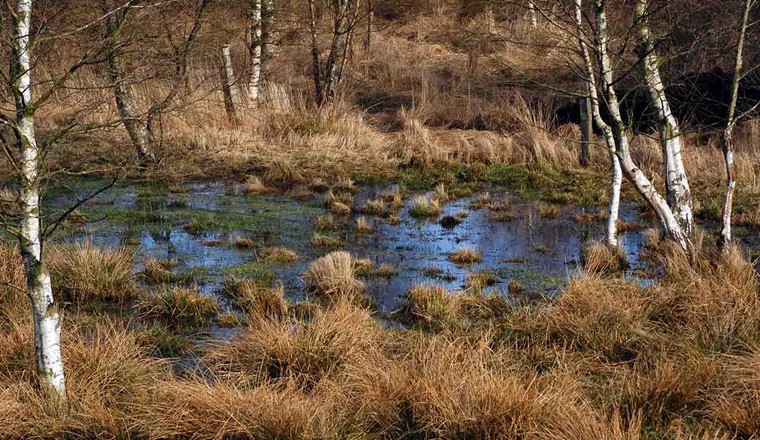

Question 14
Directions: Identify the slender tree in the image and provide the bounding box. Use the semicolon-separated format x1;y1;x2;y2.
594;0;691;251
248;0;263;106
634;0;694;237
574;0;621;246
719;0;755;249
104;0;208;167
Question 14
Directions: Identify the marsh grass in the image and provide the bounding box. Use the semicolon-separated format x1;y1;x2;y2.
48;242;136;302
304;252;365;302
448;246;483;264
138;287;220;328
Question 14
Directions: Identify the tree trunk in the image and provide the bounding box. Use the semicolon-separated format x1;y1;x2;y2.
261;0;276;83
248;0;263;106
528;0;537;28
634;0;694;237
322;0;351;103
220;44;239;124
307;0;324;105
579;96;591;167
719;0;752;250
594;0;690;252
104;12;153;165
12;0;67;404
364;0;373;52
575;0;620;246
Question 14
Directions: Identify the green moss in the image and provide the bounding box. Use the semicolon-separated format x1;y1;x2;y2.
222;260;276;284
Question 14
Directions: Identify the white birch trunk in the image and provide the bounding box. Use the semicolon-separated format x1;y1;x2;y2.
634;0;694;237
12;0;67;403
248;0;262;106
593;0;690;252
575;0;620;247
323;0;351;103
719;0;752;249
220;44;239;123
528;1;537;28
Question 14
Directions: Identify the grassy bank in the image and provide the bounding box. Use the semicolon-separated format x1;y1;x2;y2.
1;237;759;438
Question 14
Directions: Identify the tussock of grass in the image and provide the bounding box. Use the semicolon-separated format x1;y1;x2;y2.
355;217;373;234
469;192;492;209
304;252;365;301
539;204;560;219
48;242;136;301
448;246;482;264
260;246;299;263
138;287;220;328
314;214;342;232
223;277;288;319
362;198;386;215
399;284;461;330
409;195;442;218
234;237;254;249
326;190;353;216
141;258;176;284
582;241;628;275
242;175;267;195
466;269;498;290
311;233;345;249
204;301;377;388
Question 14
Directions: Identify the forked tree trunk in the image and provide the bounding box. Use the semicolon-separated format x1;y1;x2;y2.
220;44;239;123
634;0;694;237
719;0;753;249
323;0;351;103
575;0;620;246
12;0;67;403
594;0;690;252
248;0;263;106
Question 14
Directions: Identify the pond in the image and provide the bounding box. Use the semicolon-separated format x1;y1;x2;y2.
46;180;650;316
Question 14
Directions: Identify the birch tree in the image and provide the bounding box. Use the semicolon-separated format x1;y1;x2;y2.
103;0;208;167
719;0;755;249
7;0;67;404
1;0;127;404
634;0;695;237
248;0;263;106
593;0;691;251
574;0;621;246
307;0;361;106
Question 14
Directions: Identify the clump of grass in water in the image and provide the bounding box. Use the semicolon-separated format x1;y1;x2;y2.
242;175;267;195
260;246;299;263
223;277;289;319
304;251;365;302
312;233;345;249
362;198;386;216
138;287;220;328
398;284;462;331
581;241;628;275
466;270;498;290
48;241;136;302
355;217;373;234
409;195;442;219
141;258;176;284
234;237;254;249
314;214;342;232
135;322;190;357
326;189;353;216
448;246;482;264
539;204;560;219
469;192;491;209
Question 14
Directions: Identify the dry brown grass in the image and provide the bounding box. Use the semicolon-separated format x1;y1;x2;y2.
303;251;365;301
223;277;289;319
449;246;483;264
260;246;299;263
48;242;136;302
355;217;373;234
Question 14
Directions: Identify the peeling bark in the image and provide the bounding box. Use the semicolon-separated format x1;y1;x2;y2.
593;0;690;252
220;44;239;123
575;0;620;246
248;0;263;106
719;0;753;250
634;0;694;237
12;0;67;404
322;0;351;103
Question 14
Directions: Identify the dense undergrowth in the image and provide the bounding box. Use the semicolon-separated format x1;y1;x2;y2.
1;235;760;439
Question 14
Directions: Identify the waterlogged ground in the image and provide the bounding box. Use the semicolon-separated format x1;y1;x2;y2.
46;179;650;316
